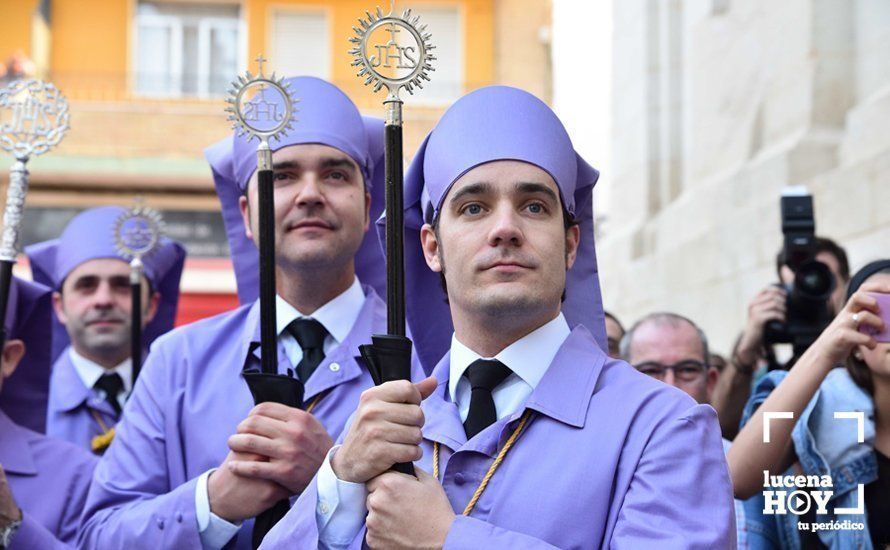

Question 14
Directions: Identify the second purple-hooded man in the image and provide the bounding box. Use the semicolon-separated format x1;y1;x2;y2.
79;77;424;550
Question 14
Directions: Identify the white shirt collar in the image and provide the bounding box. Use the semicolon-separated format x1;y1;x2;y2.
68;347;134;394
448;313;570;404
275;277;365;345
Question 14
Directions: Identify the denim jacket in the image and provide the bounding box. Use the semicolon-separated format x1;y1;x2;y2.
739;368;877;549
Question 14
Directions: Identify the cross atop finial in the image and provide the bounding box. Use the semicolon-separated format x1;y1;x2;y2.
385;22;401;44
255;54;268;76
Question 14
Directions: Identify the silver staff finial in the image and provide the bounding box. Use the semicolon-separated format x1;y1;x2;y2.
225;53;298;146
0;79;70;262
349;5;436;103
0;79;69;161
113;199;164;269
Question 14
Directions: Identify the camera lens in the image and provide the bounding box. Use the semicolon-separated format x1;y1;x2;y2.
794;261;834;300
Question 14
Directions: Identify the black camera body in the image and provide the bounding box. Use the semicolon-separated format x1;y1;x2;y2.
763;193;835;368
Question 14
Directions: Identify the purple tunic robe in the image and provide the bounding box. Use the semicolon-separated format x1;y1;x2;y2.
79;286;424;549
45;350;121;452
0;410;97;549
260;326;736;549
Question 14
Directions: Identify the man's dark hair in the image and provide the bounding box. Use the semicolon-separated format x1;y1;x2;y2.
429;206;579;300
604;310;625;333
775;236;850;282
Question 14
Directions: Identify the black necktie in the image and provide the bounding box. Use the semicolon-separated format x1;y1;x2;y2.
94;373;124;417
287;318;329;383
463;359;513;440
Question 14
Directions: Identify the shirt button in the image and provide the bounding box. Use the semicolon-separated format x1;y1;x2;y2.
175;512;183;523
329;362;341;372
318;501;330;515
156;518;165;530
454;473;466;486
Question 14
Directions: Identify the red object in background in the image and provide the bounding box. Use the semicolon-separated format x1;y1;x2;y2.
175;292;241;327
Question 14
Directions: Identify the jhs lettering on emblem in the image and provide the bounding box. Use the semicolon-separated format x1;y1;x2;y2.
369;23;418;70
243;89;284;123
2;94;53;137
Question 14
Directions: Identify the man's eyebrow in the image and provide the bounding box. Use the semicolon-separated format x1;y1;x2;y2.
71;275;100;286
272;160;301;171
448;182;493;206
515;182;559;203
319;157;358;171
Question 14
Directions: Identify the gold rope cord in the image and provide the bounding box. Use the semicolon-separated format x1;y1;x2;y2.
305;393;323;414
432;409;533;516
90;409;115;454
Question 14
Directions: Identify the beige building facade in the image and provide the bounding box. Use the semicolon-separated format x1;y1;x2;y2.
600;0;890;353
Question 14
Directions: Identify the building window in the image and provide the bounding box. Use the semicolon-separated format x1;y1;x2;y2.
405;6;463;103
269;8;331;78
135;1;241;98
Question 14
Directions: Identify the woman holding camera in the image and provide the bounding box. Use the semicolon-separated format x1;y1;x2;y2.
728;260;890;549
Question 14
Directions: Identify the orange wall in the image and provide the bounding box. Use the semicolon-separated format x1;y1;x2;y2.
463;0;493;90
50;0;130;79
0;0;38;60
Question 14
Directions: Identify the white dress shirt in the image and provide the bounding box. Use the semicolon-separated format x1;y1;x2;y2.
69;348;133;411
315;313;571;548
196;278;367;549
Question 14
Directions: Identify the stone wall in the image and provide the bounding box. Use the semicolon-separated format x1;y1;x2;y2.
600;0;890;353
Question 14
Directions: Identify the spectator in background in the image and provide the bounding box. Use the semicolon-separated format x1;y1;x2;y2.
604;310;625;358
5;51;35;81
711;237;850;440
622;312;747;548
621;312;717;405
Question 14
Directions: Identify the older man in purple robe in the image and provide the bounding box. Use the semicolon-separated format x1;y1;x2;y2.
26;206;186;452
261;86;736;549
79;76;424;550
0;277;97;549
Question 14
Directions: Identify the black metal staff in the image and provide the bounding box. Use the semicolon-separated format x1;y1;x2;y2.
0;79;69;351
349;4;435;474
225;54;300;549
112;202;164;380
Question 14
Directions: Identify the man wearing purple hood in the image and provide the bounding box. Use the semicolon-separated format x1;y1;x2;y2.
261;86;736;549
0;277;97;549
79;77;424;549
25;206;186;453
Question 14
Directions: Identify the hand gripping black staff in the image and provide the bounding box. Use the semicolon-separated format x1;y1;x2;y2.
225;55;300;549
112;201;164;381
0;79;69;352
349;3;435;475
